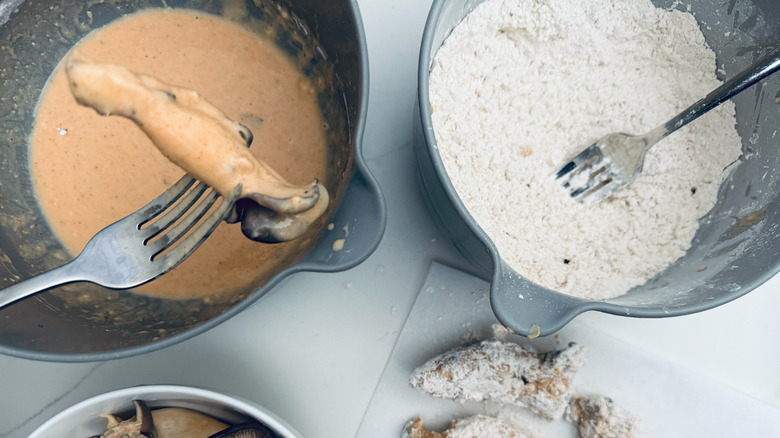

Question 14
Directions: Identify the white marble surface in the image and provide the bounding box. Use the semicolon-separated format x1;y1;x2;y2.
1;0;780;437
357;263;780;437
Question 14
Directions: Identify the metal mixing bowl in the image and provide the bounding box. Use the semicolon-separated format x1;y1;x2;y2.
415;0;780;337
0;0;385;360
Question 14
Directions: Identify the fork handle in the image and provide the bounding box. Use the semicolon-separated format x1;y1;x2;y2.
647;45;780;145
0;260;88;309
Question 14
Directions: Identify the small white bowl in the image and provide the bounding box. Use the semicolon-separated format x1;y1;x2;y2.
29;385;302;438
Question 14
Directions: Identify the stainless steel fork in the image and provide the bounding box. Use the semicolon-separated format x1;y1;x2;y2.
0;175;241;309
554;45;780;204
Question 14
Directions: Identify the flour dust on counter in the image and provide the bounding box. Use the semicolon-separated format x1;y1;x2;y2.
429;0;742;299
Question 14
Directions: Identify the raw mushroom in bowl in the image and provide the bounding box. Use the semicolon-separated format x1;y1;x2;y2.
96;400;277;438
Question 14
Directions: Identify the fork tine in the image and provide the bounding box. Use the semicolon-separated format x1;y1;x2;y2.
553;141;617;203
560;156;602;189
554;160;577;179
141;181;210;240
146;188;221;255
130;174;197;226
3;179;243;296
153;184;242;269
577;178;616;204
569;169;614;200
554;143;602;180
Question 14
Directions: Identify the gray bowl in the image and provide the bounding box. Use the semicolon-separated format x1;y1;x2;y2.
0;0;385;361
415;0;780;337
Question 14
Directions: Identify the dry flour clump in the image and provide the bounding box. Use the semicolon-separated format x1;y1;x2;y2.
429;0;742;299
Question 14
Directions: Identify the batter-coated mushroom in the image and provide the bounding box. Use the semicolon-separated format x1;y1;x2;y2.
232;186;329;243
65;56;325;216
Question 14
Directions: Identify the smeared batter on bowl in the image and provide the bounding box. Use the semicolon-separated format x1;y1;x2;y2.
29;9;330;299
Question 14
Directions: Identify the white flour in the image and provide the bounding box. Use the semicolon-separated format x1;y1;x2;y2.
430;0;742;299
567;395;638;438
409;340;587;420
445;415;529;438
404;415;532;438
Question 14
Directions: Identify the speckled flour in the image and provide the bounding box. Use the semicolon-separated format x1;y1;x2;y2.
567;395;638;438
409;340;586;420
404;415;532;438
430;0;742;299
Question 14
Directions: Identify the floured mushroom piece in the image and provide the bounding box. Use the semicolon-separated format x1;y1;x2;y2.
409;341;586;420
566;395;637;438
97;400;278;438
66;57;329;243
403;415;530;438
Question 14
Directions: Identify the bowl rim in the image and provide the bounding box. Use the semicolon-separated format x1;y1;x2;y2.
28;384;302;438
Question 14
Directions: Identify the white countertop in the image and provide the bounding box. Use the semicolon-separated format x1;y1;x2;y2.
1;0;779;437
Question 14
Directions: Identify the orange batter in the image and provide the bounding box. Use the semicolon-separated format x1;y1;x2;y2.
29;9;330;299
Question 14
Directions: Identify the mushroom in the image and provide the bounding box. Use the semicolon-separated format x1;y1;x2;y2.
98;400;228;438
206;422;279;438
231;186;329;243
98;400;156;438
65;57;330;243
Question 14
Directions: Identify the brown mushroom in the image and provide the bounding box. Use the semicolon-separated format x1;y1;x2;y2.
207;422;278;438
98;400;228;438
